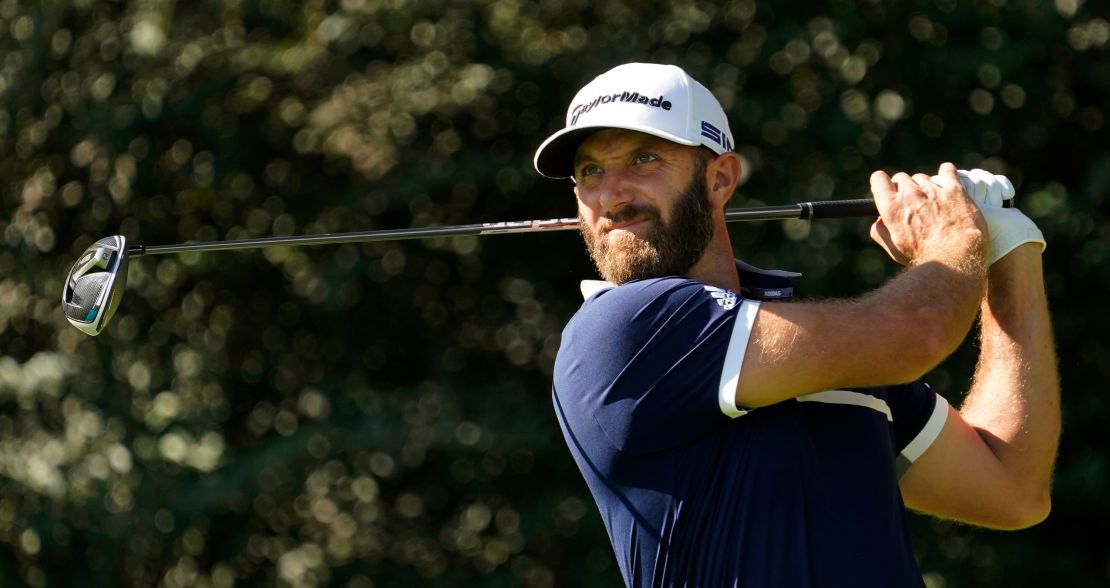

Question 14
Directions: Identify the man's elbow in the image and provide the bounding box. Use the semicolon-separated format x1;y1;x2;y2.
992;488;1053;530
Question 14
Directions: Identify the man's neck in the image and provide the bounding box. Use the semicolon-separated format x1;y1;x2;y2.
684;233;741;292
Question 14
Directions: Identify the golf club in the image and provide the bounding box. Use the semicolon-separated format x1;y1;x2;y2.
57;197;882;336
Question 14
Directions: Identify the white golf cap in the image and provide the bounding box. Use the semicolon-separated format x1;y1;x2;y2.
533;63;734;179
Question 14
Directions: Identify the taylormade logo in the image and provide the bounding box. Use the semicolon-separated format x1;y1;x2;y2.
570;91;672;125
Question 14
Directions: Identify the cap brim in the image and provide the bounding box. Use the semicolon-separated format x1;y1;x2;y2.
533;127;602;179
533;123;700;179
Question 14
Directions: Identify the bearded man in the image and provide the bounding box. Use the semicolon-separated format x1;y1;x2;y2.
533;63;1059;587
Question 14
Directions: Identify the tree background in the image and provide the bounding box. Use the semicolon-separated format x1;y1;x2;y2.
0;0;1106;586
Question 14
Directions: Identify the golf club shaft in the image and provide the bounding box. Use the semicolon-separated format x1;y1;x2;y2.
126;198;878;258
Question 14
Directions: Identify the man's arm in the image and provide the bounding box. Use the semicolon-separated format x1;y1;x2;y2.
733;163;989;407
899;243;1060;529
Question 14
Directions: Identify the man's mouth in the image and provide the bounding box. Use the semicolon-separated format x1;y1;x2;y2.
600;209;658;237
605;218;650;236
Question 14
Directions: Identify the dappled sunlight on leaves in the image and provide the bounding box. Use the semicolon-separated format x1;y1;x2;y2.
0;0;1105;586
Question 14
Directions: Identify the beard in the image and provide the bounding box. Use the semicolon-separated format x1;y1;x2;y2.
580;168;715;285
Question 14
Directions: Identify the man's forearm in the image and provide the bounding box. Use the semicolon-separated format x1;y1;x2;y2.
861;229;988;376
961;244;1061;507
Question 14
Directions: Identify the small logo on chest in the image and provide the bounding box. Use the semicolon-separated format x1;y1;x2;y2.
704;286;738;310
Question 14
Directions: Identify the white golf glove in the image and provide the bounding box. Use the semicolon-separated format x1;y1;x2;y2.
934;168;1046;265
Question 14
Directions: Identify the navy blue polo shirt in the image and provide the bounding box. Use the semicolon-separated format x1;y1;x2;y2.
552;264;948;587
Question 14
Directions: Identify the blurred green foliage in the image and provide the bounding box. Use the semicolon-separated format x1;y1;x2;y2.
0;0;1106;586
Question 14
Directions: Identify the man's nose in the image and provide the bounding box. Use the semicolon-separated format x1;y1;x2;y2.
596;167;636;212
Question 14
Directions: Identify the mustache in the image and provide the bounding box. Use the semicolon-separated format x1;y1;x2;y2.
596;205;661;231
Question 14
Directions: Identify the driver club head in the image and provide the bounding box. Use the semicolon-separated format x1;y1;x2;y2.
62;236;129;336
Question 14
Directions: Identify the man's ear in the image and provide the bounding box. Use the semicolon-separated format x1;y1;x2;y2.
706;152;743;208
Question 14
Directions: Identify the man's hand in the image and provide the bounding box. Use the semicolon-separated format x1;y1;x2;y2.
952;168;1014;207
869;162;987;266
935;168;1046;266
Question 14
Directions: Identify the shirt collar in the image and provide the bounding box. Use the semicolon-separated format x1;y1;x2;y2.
579;260;801;301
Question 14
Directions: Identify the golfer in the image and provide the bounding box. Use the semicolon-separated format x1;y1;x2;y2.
534;63;1059;587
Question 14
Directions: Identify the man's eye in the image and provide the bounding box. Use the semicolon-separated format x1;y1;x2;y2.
634;153;658;164
579;164;602;177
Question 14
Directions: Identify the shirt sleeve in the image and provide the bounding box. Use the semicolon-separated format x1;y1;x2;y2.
887;380;950;476
553;277;747;455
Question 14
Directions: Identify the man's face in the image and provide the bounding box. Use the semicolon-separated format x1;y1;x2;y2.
573;130;715;284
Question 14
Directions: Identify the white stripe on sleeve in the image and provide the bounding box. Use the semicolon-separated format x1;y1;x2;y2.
718;300;760;418
796;389;893;421
900;392;950;463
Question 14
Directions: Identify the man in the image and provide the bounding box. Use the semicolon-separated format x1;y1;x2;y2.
533;63;1059;587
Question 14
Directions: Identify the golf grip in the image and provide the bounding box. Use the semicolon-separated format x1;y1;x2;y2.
795;197;1013;220
799;199;877;220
